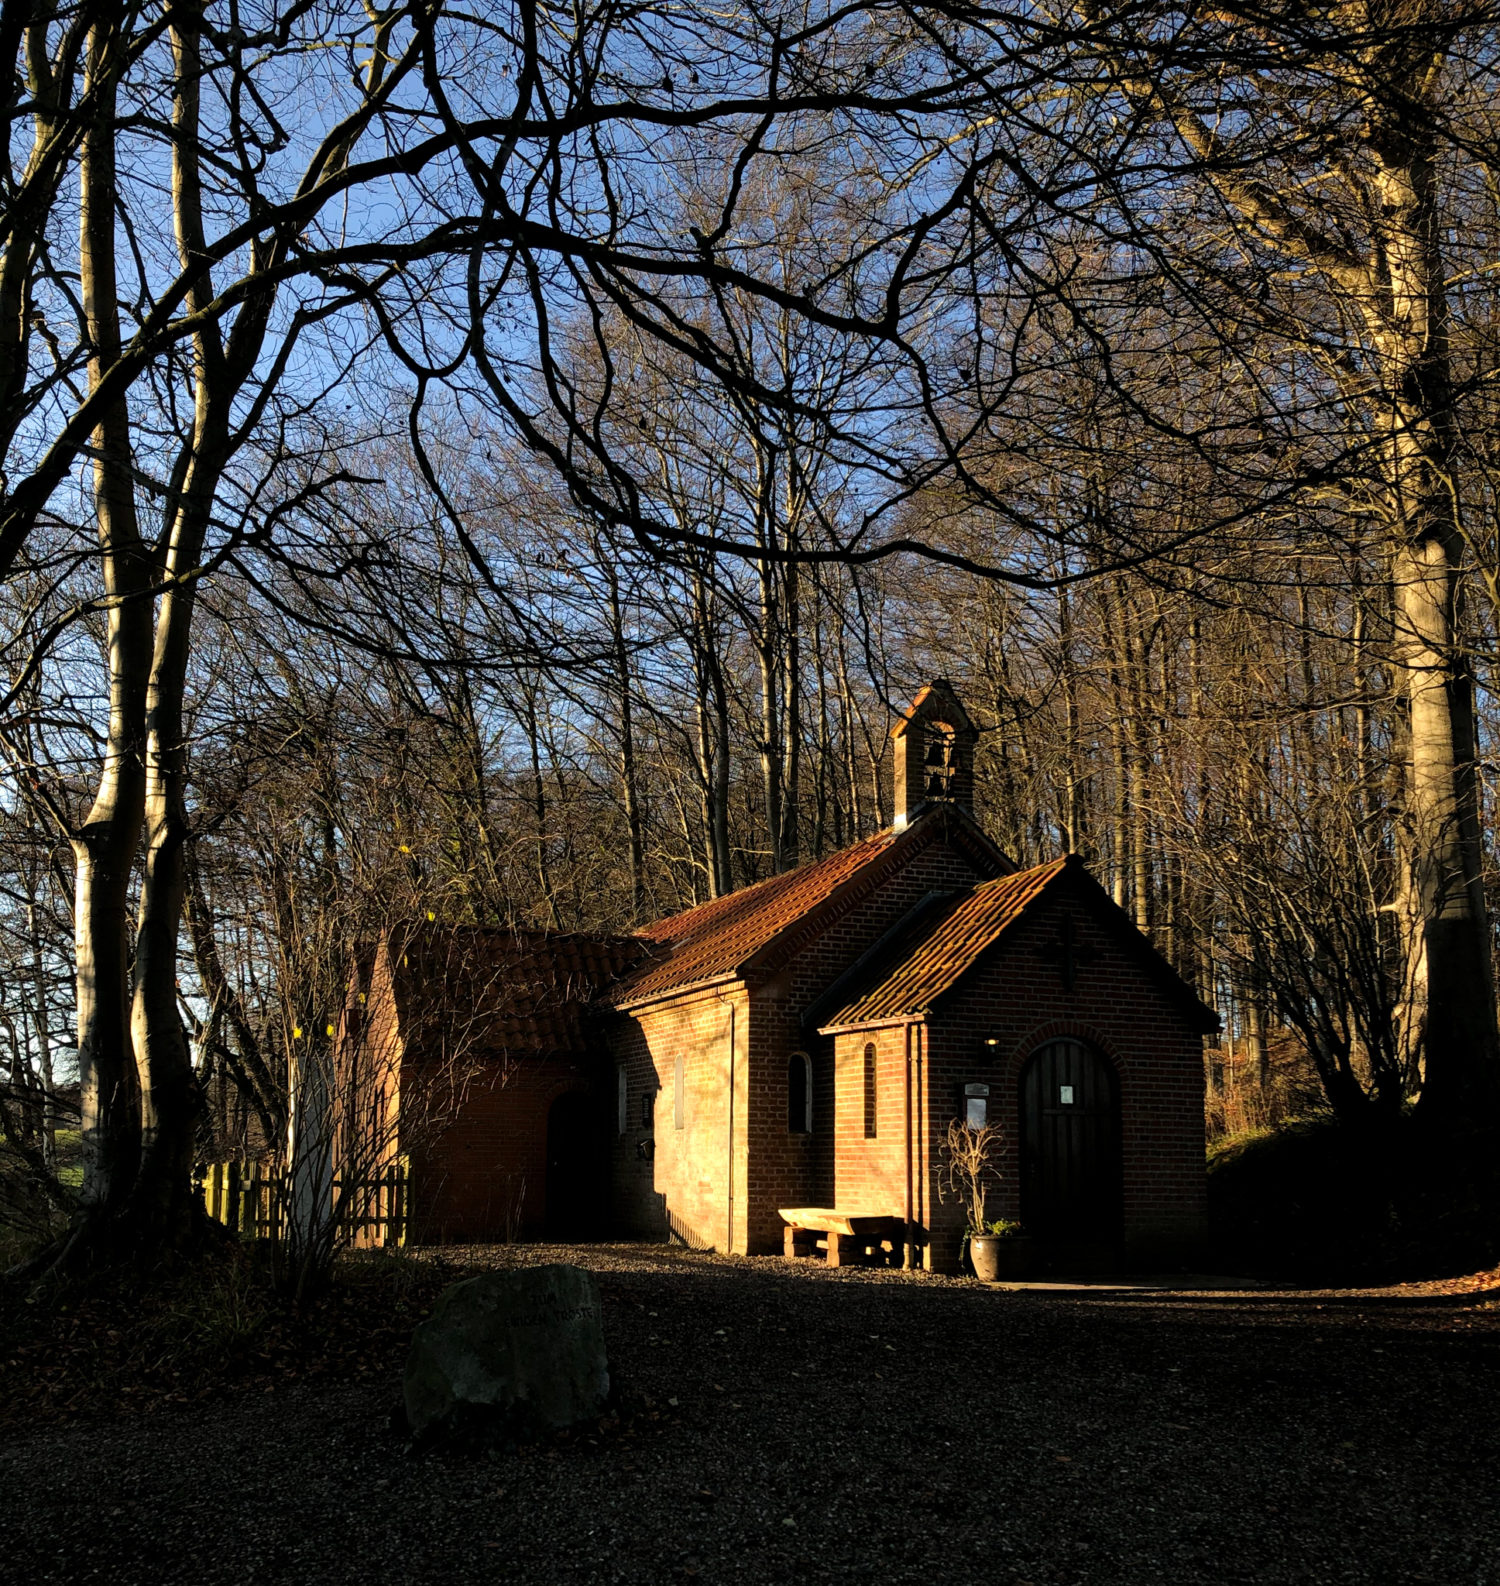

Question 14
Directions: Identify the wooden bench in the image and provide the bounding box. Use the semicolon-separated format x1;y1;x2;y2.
779;1207;905;1269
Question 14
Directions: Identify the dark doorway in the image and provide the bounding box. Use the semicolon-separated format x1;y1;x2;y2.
545;1089;610;1239
1019;1039;1122;1242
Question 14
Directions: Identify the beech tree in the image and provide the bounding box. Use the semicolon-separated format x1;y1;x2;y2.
1067;0;1500;1124
1;1;496;1261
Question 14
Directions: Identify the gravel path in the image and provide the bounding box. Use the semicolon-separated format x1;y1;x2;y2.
4;1244;1498;1585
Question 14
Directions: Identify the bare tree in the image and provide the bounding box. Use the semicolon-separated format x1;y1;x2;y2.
1074;0;1500;1122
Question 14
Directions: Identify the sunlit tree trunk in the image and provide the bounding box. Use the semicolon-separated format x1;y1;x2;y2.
690;566;733;897
73;16;152;1219
1369;93;1498;1124
127;0;225;1237
1090;0;1500;1125
603;559;645;917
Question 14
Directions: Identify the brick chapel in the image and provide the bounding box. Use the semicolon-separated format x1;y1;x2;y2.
344;682;1215;1271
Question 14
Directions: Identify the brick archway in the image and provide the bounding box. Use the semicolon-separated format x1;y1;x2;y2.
1002;1018;1128;1087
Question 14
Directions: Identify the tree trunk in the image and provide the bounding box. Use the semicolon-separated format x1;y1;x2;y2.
129;493;215;1239
28;894;57;1170
522;686;561;927
73;16;152;1220
1105;590;1131;912
690;566;733;898
1368;117;1500;1124
605;561;645;918
780;557;800;869
1058;582;1081;854
129;1;233;1240
1103;4;1500;1126
833;610;866;836
757;573;784;874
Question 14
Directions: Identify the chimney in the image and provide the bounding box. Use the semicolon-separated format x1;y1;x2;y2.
891;680;978;829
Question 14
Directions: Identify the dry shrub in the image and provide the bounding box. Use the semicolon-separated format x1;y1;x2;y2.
1205;1033;1323;1147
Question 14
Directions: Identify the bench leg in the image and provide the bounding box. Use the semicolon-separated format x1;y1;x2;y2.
826;1230;842;1269
784;1226;799;1259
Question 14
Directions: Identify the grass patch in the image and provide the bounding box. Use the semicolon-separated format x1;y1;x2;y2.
54;1129;83;1192
1208;1110;1500;1282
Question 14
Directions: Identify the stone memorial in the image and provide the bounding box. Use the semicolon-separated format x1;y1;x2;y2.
403;1263;610;1444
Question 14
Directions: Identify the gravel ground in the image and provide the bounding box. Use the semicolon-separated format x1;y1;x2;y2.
4;1243;1498;1586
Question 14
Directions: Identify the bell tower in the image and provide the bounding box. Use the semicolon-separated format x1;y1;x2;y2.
891;680;978;829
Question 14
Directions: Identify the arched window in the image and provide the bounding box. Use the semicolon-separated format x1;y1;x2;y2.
673;1053;686;1131
863;1042;878;1138
787;1052;812;1134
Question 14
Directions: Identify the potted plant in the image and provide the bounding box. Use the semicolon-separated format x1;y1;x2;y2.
970;1216;1035;1281
940;1118;1035;1281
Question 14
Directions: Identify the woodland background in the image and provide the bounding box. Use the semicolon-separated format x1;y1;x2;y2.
3;0;1500;1270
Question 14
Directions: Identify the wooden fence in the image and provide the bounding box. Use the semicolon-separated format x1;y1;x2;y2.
197;1159;409;1248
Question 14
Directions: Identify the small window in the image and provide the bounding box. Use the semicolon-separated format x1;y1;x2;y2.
617;1064;628;1135
674;1054;685;1131
964;1081;990;1129
640;1088;654;1129
787;1052;812;1134
863;1042;877;1139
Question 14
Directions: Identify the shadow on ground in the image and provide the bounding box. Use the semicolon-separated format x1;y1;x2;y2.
3;1242;1496;1586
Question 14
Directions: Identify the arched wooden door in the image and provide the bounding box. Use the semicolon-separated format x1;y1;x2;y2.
545;1090;609;1239
1019;1040;1122;1241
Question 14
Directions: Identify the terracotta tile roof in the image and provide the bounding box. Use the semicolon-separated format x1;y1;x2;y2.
389;926;649;1054
613;828;906;1006
814;857;1070;1029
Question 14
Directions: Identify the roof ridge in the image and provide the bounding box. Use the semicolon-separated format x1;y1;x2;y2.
637;827;896;944
613;806;1015;1008
749;806;1014;979
973;854;1071;887
611;822;935;1006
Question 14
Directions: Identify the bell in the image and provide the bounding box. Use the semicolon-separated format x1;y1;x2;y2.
924;738;946;766
925;772;946;797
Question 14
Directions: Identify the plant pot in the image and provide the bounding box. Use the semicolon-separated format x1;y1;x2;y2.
969;1234;1036;1282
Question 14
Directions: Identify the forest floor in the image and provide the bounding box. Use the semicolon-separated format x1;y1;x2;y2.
3;1243;1498;1586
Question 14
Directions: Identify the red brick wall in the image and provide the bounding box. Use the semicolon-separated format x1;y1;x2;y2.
603;1014;665;1241
402;1054;604;1243
605;985;747;1251
741;992;820;1252
744;837;990;1253
831;1026;913;1219
918;890;1208;1270
598;834;991;1256
333;940;404;1249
